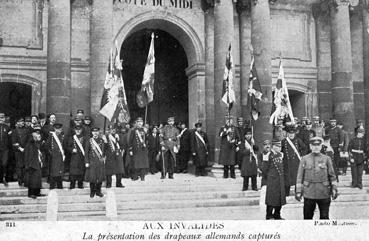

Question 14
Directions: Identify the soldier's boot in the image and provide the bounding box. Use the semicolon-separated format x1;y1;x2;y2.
223;166;229;179
230;165;236;179
242;177;248;191
77;180;84;189
56;178;63;189
201;167;208;176
116;174;125;188
195;167;200;177
273;206;284;220
168;173;174;179
266;206;274;220
69;180;76;189
95;183;104;197
161;172;166;179
106;175;112;188
89;183;95;198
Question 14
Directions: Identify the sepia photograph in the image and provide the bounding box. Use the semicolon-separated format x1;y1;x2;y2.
0;0;369;240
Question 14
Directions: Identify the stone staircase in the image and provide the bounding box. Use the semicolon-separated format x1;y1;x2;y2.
1;166;369;221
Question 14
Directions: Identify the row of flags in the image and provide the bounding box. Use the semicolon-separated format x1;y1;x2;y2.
221;43;294;125
100;33;155;124
98;37;293;128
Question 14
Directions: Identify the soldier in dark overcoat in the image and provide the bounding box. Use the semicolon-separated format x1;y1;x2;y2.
24;128;46;199
258;140;271;187
177;122;191;173
147;125;161;174
348;127;367;189
239;129;258;191
128;117;149;181
281;125;307;196
218;116;238;179
67;126;86;189
191;123;209;176
40;113;56;177
325;118;343;177
84;127;106;198
12;117;29;186
0;113;11;186
105;125;124;187
262;139;288;220
160;117;179;179
45;123;65;189
235;117;247;169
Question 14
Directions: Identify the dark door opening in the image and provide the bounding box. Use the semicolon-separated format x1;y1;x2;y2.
121;29;189;125
0;82;32;126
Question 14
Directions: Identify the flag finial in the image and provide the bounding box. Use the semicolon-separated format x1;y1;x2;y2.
151;32;154;39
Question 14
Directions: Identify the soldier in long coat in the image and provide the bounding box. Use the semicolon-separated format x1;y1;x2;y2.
12;117;29;186
118;126;129;178
235;117;247;169
160;117;179;179
105;125;124;187
45;123;65;189
24;129;45;199
84;127;106;198
67;126;86;189
177;123;191;173
239;129;258;191
191;123;209;176
262;139;288;220
325;118;343;177
0;113;11;186
219;116;238;179
147;125;161;174
312;116;325;138
281;125;307;196
348;127;367;189
257;140;271;187
128;117;149;181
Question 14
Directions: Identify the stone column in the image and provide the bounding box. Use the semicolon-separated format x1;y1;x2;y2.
90;0;113;128
202;0;216;163
362;2;369;131
251;0;273;145
313;3;332;122
330;0;355;133
46;0;71;128
237;0;252;119
214;0;234;161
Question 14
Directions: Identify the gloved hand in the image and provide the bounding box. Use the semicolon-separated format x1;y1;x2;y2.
295;192;302;202
332;187;338;200
85;163;90;168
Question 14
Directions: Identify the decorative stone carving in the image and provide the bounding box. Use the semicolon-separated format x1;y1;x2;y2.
28;0;44;49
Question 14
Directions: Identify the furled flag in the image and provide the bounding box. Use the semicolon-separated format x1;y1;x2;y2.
99;42;130;123
221;44;236;112
248;55;262;120
269;57;294;125
139;32;155;106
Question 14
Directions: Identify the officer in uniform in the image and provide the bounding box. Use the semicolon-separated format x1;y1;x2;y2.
325;118;343;177
235;117;247;170
348;126;367;189
219;115;238;179
295;137;338;219
312;116;325;138
160;117;179;179
191;122;210;176
67;125;86;189
12;117;29;186
0;113;11;186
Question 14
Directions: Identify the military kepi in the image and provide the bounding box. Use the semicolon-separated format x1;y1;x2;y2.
310;136;323;145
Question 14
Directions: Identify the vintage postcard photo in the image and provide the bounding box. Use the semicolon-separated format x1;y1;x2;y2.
0;0;369;240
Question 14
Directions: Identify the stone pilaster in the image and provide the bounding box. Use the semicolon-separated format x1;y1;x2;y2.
202;0;216;163
46;0;71;128
251;0;273;145
329;0;355;133
362;1;369;131
90;0;113;128
237;0;252;119
213;0;234;161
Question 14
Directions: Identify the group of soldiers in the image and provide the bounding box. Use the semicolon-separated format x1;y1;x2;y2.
217;114;367;219
0;110;210;199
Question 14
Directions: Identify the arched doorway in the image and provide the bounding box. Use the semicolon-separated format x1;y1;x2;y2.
114;12;205;128
121;29;189;125
0;82;32;126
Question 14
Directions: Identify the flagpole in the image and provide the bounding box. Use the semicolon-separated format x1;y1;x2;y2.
144;104;148;125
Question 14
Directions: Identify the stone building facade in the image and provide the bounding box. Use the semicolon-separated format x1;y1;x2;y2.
0;0;367;160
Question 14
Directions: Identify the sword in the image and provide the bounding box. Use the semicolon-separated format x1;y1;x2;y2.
161;151;166;177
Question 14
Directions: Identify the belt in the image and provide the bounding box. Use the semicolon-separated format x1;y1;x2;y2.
351;149;364;154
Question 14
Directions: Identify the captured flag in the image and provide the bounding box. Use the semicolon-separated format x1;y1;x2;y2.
248;55;262;120
221;44;236;111
269;57;294;125
140;32;155;105
99;42;130;123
